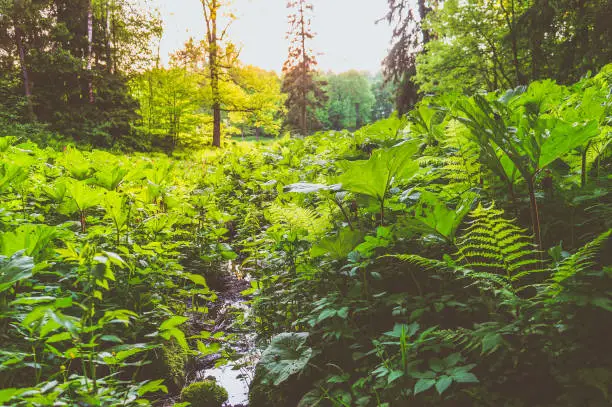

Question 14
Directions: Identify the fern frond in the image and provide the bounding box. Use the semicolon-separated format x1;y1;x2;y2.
388;254;450;271
547;230;611;296
391;254;514;291
456;203;543;284
265;202;331;237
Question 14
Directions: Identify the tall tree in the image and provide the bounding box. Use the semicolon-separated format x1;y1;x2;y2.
86;0;94;103
0;0;161;145
200;0;234;148
382;0;435;115
317;71;375;131
413;0;612;95
371;73;396;121
282;0;326;135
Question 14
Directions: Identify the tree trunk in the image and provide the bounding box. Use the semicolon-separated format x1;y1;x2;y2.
204;0;222;148
87;0;95;103
499;0;524;85
355;102;361;129
14;25;35;121
105;0;113;72
299;1;307;135
212;102;221;147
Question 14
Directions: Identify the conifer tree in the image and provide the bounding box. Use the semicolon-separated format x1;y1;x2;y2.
281;0;326;135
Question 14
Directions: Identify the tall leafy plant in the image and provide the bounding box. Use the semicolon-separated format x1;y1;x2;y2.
453;80;601;248
338;141;420;225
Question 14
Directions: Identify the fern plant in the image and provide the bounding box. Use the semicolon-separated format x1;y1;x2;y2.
455;203;542;284
546;229;611;297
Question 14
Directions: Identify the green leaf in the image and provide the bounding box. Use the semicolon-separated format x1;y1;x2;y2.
311;229;364;260
137;379;168;396
388;370;404;384
259;332;313;386
197;340;221;356
481;333;502;354
46;332;73;344
428;358;444;372
100;335;124;343
0;224;58;261
160;316;189;331
412;191;474;242
414;378;436;395
10;296;56;306
338;142;420;202
0;388;22;404
161;328;189;350
452;371;479;383
184;273;208;288
435;375;453;395
539;119;599;168
0;251;34;293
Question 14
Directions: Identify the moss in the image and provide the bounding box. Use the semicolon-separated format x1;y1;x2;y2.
162;340;189;389
181;380;228;407
144;339;189;393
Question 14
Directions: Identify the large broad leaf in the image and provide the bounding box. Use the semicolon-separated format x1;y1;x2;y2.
338;141;420;202
0;251;34;293
0;162;27;193
409;104;447;142
91;166;129;191
60;147;91;180
412;192;475;242
66;180;103;212
354;114;407;144
311;229;365;260
0;224;58;261
259;332;313;386
103;192;129;231
539;119;600;168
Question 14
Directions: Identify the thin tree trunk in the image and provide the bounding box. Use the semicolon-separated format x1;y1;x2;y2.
212;102;221;147
203;0;222;148
299;1;307;135
355;102;361;129
14;25;35;120
87;0;95;103
499;0;523;85
105;0;113;72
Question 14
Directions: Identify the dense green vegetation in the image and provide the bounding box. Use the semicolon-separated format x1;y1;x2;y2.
1;64;611;405
384;0;612;113
1;0;611;406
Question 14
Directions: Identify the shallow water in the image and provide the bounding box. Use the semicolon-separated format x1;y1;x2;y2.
198;360;250;405
194;263;259;406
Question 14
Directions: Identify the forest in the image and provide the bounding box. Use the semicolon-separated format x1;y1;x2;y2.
0;0;611;406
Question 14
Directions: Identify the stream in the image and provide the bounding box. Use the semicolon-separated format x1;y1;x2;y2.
189;261;259;407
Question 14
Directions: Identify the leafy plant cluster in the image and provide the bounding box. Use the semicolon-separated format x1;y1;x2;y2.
201;66;612;406
0;139;242;405
1;64;610;407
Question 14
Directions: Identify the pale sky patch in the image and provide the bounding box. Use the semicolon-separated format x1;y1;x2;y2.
152;0;392;74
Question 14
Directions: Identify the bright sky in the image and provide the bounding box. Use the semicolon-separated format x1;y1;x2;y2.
153;0;392;74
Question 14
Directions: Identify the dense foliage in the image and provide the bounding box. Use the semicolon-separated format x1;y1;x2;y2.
0;0;161;146
0;138;246;405
0;2;610;405
212;66;610;406
384;0;612;111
